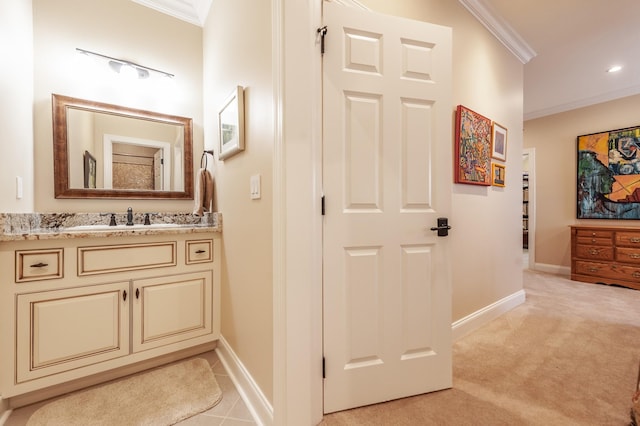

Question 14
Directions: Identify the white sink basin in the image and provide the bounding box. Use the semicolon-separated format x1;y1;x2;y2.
66;223;183;231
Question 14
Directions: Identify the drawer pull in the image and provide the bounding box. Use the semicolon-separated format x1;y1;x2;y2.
588;267;599;272
136;288;140;299
630;238;640;243
633;272;640;278
30;262;49;268
628;254;640;259
195;250;206;254
123;290;127;302
589;249;600;255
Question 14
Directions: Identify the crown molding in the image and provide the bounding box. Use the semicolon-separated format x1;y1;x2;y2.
524;84;640;121
131;0;212;27
458;0;536;64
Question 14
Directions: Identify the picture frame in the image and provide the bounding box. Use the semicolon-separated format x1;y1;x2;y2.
218;86;245;161
491;162;505;187
577;125;640;219
491;122;508;161
454;105;492;186
83;150;96;189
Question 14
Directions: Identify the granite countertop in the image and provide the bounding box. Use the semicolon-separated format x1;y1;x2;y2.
0;212;222;242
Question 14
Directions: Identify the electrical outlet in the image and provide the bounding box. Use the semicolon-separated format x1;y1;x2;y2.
250;174;261;200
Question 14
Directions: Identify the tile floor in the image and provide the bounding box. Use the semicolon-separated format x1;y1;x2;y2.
4;350;257;426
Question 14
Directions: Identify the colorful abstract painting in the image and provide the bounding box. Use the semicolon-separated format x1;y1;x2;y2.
577;126;640;219
455;105;492;186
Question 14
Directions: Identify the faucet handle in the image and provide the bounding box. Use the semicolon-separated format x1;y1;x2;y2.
100;212;118;226
143;213;158;225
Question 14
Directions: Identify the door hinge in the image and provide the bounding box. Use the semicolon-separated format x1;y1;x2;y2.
321;196;325;215
317;26;328;55
322;356;326;379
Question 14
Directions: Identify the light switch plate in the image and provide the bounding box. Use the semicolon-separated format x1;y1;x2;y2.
250;174;261;200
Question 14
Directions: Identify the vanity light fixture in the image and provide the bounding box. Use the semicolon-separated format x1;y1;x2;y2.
607;65;622;73
76;48;174;79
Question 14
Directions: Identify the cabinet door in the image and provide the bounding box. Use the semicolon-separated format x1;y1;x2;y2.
132;271;212;352
16;281;130;383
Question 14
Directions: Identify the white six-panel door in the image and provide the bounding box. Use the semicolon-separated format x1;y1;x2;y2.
322;1;453;413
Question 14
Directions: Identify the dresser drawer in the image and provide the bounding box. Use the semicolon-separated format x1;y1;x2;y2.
606;263;640;283
616;247;640;265
576;236;611;246
576;229;613;240
186;239;214;264
15;248;64;283
575;244;614;261
616;232;640;247
574;260;612;278
78;242;177;276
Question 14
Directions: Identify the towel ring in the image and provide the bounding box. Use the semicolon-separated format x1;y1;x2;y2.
201;150;214;169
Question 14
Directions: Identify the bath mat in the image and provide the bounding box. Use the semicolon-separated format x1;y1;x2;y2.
27;357;222;426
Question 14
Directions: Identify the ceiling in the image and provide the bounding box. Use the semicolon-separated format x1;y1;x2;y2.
139;0;640;121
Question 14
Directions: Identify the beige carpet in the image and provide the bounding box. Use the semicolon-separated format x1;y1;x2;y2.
321;270;640;425
26;357;222;426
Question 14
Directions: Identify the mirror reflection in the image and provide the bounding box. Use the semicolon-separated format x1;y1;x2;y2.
53;94;193;199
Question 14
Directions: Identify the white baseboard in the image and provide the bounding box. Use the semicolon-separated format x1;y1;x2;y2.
452;289;526;341
532;262;571;276
0;397;11;426
215;336;273;426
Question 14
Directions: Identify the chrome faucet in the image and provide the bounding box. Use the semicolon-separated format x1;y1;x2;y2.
126;207;134;226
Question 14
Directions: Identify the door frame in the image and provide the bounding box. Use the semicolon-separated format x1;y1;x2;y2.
273;0;374;424
523;148;536;270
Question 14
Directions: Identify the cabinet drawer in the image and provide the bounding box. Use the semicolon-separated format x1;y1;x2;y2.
574;260;612;278
78;242;177;276
616;247;640;265
576;229;613;240
575;245;613;261
616;232;640;247
576;236;611;246
186;239;214;264
15;248;64;283
606;263;640;283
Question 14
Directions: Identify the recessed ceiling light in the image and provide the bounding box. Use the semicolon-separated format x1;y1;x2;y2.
607;65;622;73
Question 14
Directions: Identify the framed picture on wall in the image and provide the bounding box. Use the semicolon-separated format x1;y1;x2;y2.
218;86;245;161
83;150;96;189
491;122;508;161
577;126;640;219
454;105;492;186
492;162;505;187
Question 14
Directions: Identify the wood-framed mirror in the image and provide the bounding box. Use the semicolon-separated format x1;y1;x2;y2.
52;94;193;199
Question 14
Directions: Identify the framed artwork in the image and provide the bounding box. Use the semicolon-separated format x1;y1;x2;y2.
454;105;492;186
83;150;96;189
218;86;245;161
491;122;508;161
491;163;505;187
577;125;640;219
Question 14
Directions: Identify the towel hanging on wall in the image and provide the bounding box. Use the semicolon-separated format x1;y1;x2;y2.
193;168;214;216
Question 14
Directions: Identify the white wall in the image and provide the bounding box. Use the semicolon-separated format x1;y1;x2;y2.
0;0;34;213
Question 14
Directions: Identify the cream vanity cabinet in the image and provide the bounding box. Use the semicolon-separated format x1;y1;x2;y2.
0;231;220;398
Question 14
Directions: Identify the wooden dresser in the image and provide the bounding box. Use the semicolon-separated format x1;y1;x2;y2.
571;225;640;290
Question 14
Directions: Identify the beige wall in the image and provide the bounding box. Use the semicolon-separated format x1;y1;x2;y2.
31;0;202;213
0;0;34;213
359;0;525;322
203;0;274;405
524;94;640;270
